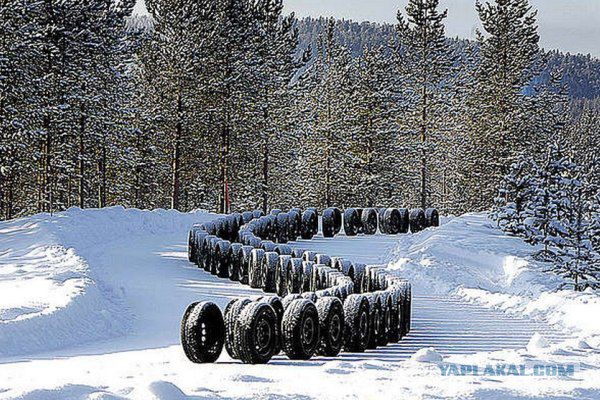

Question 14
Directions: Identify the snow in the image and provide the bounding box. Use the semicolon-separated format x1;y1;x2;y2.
0;208;599;399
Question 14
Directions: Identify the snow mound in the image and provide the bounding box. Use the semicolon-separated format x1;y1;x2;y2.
410;347;444;363
526;332;552;354
0;206;211;358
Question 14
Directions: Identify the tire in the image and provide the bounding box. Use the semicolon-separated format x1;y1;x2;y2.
261;240;277;252
288;211;302;241
343;208;360;236
409;208;426;233
209;237;221;275
378;292;392;347
282;294;303;310
253;210;265;219
235;301;279;364
398;208;410;233
224;298;252;359
215;240;231;278
315;254;331;267
242;211;254;224
322;208;336;238
302;251;317;262
200;234;216;272
361;208;378;235
425;208;440;227
188;227;199;262
332;208;343;234
366;295;383;349
275;244;292;256
260;296;284;354
301;210;317;240
286;258;303;294
355;208;364;234
239;245;253;284
281;299;320;360
276;255;292;297
316;297;344;357
301;261;314;293
181;301;225;363
302;291;318;303
276;213;289;243
262;252;279;293
377;208;387;234
249;248;266;289
194;231;209;267
343;295;370;353
291;248;305;259
384;208;402;235
229;243;243;281
350;262;366;293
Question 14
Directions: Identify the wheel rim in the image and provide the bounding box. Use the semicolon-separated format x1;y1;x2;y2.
302;317;315;345
359;311;368;340
255;318;273;356
330;313;341;341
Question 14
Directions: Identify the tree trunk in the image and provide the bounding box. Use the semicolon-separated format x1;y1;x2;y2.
98;139;106;208
78;104;86;208
171;92;182;210
262;133;269;214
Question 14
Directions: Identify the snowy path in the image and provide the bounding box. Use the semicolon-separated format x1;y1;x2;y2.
290;234;571;359
0;208;598;399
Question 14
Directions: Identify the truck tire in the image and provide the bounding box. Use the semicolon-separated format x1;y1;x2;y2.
262;252;280;293
343;208;360;236
322;208;336;238
409;208;426;233
425;208;440;227
361;208;378;235
224;298;251;359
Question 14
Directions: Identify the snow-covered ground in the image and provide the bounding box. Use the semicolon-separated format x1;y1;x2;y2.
0;207;599;399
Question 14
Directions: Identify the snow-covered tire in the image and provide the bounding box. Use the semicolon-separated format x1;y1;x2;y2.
301;261;315;293
286;258;304;294
215;240;231;278
282;294;303;310
291;248;305;259
188;227;198;262
378;208;387;234
378;292;392;347
235;301;279;364
343;208;360;236
209;237;221;275
224;298;252;359
301;210;318;239
275;244;292;256
261;240;277;252
425;208;440;227
194;231;209;267
229;243;243;281
181;301;225;363
288;210;302;241
332;207;343;234
349;262;365;293
355;208;364;234
322;208;336;238
343;295;370;353
262;252;280;293
302;292;318;303
200;234;216;272
276;212;289;243
316;297;344;357
260;296;284;354
239;245;253;284
409;208;426;233
249;249;266;289
398;208;410;233
315;254;331;267
361;208;378;235
384;208;401;235
281;299;320;360
303;251;317;262
366;295;384;349
252;209;265;219
276;255;292;297
242;211;254;224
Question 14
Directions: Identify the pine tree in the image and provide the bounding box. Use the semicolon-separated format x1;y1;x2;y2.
463;0;541;211
491;154;537;236
396;0;456;209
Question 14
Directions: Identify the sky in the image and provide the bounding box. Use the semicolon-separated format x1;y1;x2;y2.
134;1;600;57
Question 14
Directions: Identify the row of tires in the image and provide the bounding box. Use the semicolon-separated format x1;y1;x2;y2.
182;207;418;364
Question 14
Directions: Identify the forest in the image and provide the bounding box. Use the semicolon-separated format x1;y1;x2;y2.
1;0;599;272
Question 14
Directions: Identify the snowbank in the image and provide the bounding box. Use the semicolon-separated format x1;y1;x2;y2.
388;213;600;344
0;206;212;357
